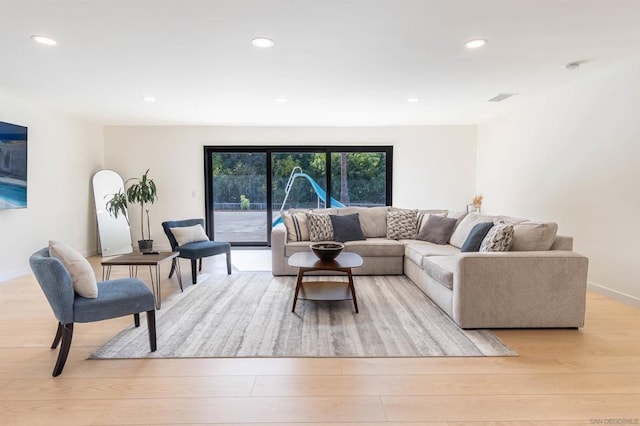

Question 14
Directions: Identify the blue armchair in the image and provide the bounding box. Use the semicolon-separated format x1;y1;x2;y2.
29;248;156;377
162;218;231;285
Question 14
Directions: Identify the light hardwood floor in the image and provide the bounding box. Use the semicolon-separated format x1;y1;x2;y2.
1;251;639;425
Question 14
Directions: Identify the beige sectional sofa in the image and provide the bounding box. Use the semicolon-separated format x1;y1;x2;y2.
271;207;588;329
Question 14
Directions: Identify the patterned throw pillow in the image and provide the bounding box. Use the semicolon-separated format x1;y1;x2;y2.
281;212;310;242
480;224;515;252
305;212;334;241
386;209;418;240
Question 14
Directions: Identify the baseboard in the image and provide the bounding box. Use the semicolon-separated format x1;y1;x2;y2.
587;281;640;308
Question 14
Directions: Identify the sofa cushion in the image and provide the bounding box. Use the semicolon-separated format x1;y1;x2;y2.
422;256;456;290
449;213;497;248
511;222;559;251
417;215;458;244
330;213;366;243
306;212;334;241
480;224;514;252
338;206;389;238
285;241;326;257
403;241;460;267
281;212;310;242
284;238;405;258
386;209;418;239
344;238;405;257
495;215;530;225
289;207;339;215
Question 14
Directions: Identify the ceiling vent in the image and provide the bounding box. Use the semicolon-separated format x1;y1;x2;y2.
488;93;517;102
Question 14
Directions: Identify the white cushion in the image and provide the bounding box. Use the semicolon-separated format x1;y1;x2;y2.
281;212;310;242
49;240;98;298
171;224;209;246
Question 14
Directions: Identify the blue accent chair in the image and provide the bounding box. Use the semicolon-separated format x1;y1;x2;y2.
29;248;156;377
162;218;231;285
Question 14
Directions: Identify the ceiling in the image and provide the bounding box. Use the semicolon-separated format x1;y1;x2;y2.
1;0;640;126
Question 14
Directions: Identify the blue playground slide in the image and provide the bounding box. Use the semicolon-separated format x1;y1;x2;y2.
272;172;345;226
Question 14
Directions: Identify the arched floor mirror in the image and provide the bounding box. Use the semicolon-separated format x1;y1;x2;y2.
92;170;133;256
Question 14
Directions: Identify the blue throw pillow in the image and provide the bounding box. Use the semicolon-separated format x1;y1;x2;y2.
460;222;494;252
329;213;366;243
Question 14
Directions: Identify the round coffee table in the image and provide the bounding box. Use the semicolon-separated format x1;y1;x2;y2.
288;251;364;313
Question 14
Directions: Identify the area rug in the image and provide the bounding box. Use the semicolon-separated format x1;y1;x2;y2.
90;273;516;358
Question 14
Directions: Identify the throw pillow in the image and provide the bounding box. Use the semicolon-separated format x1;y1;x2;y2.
480;224;515;252
329;213;366;243
460;222;494;252
49;240;98;298
386;209;418;240
416;210;448;233
417;215;458;245
306;212;334;241
170;224;210;246
281;211;310;242
511;222;559;251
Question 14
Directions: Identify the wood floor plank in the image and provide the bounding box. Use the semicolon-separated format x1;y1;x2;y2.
252;373;640;396
0;357;345;379
338;356;574;375
93;396;387;424
382;394;640;422
0;376;256;400
0;399;113;426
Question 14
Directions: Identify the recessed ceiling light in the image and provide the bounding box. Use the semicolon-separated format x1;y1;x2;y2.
564;61;581;70
488;93;517;102
465;39;487;49
407;98;419;103
275;97;288;103
142;96;156;102
31;35;57;46
252;37;274;48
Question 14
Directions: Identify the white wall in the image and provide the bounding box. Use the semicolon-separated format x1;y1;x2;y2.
0;93;104;282
477;58;640;303
104;125;477;249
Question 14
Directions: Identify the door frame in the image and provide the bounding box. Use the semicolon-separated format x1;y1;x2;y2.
203;145;393;246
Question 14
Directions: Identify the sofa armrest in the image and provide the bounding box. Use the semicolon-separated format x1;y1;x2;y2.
452;251;588;328
271;224;288;275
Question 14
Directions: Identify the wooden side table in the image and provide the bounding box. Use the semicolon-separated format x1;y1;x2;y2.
288;252;364;313
101;252;182;309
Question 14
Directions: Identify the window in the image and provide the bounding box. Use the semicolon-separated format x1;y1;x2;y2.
204;146;392;245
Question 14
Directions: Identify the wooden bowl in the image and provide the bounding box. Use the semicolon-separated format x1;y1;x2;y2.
310;243;344;262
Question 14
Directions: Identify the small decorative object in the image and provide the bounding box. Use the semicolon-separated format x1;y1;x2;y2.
469;194;483;213
105;169;158;252
310;242;344;262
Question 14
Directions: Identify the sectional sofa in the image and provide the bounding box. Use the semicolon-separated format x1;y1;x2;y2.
271;206;588;329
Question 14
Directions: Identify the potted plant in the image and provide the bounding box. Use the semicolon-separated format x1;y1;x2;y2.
105;169;158;252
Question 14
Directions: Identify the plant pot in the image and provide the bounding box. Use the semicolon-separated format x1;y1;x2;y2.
138;239;153;252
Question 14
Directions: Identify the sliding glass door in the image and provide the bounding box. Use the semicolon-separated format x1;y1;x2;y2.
271;151;326;226
205;146;392;246
209;152;268;244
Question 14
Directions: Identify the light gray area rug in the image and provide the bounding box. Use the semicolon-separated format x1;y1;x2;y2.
91;273;516;358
